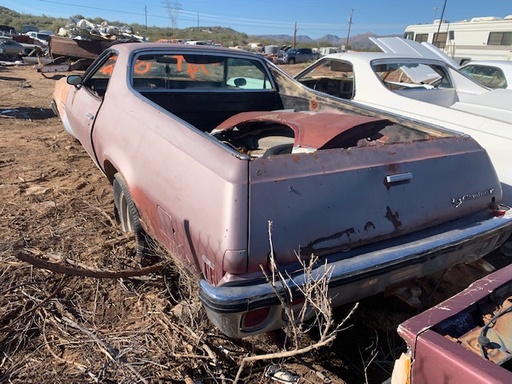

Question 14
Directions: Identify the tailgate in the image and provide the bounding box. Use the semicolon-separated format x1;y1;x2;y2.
247;136;501;270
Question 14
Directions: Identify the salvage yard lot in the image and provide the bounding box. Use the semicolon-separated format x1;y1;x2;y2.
1;63;510;383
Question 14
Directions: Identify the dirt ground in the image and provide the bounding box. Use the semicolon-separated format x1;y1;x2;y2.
1;63;510;383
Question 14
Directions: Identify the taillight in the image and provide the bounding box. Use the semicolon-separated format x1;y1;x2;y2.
491;200;508;217
492;208;506;217
242;307;271;329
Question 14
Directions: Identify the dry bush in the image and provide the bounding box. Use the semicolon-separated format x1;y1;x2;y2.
234;222;359;383
1;199;357;383
1;195;348;383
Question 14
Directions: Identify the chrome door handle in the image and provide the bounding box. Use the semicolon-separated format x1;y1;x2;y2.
386;172;413;184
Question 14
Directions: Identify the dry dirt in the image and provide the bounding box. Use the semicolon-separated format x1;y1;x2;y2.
1;63;510;384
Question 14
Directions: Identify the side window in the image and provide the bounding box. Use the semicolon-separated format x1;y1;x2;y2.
414;33;428;43
82;53;118;97
226;58;273;90
488;31;512;45
433;32;447;49
403;32;414;40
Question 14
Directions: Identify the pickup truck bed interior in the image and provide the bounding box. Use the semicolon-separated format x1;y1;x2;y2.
137;87;284;132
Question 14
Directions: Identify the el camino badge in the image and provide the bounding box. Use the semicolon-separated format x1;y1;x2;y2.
451;188;494;208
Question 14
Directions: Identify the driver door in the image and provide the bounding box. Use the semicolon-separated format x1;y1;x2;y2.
65;52;117;163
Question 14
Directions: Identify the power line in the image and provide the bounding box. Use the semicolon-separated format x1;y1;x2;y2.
38;0;349;32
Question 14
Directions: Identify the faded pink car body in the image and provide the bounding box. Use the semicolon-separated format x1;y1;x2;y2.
392;262;512;383
52;43;512;338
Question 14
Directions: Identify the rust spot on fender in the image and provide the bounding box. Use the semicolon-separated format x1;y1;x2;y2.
385;206;402;229
309;98;319;111
302;227;356;254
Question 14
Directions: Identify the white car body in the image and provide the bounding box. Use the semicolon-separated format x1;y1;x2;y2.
295;37;512;205
459;60;512;89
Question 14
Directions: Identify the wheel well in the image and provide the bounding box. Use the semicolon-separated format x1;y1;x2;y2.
103;160;118;184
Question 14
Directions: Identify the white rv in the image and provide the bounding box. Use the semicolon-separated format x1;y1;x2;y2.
404;16;512;64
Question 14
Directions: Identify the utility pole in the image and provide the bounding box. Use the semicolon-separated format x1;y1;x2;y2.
144;5;147;30
345;9;353;51
435;0;448;46
293;22;297;48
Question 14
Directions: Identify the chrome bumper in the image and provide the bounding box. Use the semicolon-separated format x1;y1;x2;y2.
199;208;512;338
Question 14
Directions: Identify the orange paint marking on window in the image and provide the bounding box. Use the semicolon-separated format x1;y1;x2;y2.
99;56;117;76
99;64;114;76
173;55;184;71
187;64;200;79
134;60;151;75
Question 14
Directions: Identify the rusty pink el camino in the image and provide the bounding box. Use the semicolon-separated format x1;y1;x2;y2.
52;43;512;338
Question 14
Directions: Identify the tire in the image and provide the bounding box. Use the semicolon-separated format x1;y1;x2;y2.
113;173;154;259
288;58;296;64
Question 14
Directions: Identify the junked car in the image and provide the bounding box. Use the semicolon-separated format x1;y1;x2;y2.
276;47;318;64
52;43;512;338
294;37;512;206
390;262;512;383
0;38;27;58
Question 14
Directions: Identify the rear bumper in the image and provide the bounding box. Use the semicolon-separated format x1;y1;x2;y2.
199;207;512;338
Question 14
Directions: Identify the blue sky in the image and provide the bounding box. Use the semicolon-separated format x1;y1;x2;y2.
2;0;511;38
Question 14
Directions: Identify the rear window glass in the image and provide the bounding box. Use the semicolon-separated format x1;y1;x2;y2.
131;53;273;90
460;65;507;89
372;62;452;90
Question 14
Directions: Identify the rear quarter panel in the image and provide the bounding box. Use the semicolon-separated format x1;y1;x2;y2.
90;57;251;284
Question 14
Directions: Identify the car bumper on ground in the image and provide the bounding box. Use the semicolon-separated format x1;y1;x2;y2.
199;207;512;338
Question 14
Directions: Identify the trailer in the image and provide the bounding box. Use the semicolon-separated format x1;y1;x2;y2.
404;15;512;64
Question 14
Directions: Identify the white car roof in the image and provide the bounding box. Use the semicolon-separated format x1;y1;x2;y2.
461;60;512;67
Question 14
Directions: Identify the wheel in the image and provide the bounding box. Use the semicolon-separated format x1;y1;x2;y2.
113;173;154;259
288;58;296;64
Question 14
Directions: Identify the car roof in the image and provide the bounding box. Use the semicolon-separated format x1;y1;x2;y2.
461;60;512;67
112;42;266;59
319;50;450;66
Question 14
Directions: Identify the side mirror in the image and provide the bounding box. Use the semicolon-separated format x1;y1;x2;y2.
234;78;247;87
67;75;82;86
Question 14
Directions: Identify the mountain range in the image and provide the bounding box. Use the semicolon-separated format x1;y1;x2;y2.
250;31;398;50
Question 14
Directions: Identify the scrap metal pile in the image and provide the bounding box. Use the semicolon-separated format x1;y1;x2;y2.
33;17;147;72
56;16;147;43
